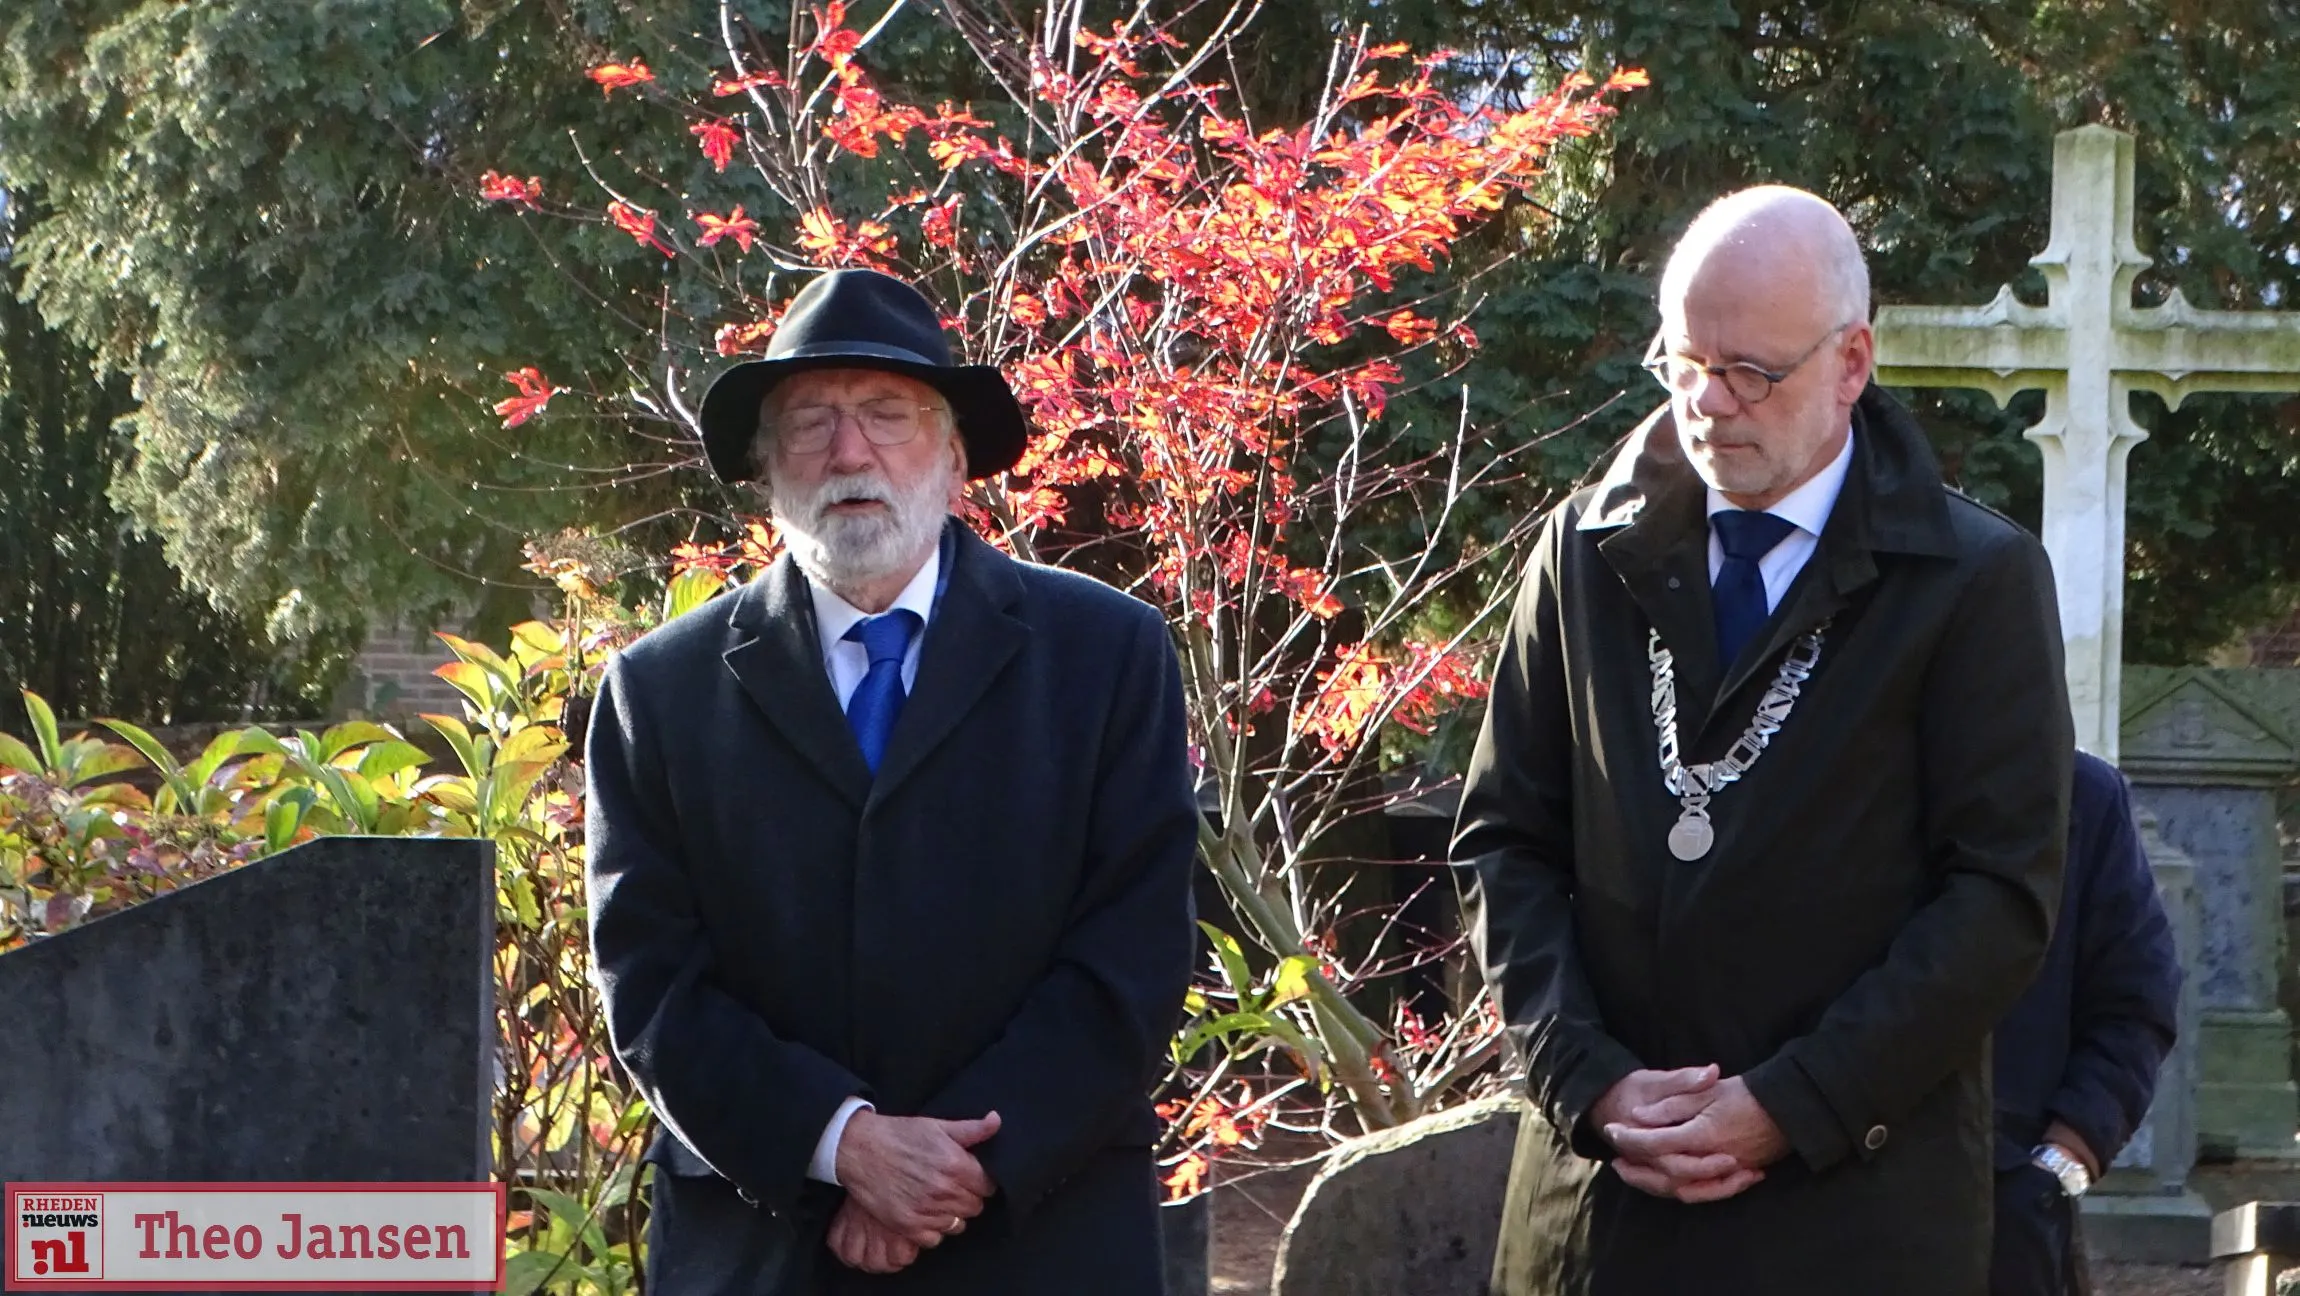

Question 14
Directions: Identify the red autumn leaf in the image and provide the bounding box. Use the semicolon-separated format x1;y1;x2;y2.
1163;1152;1208;1201
587;60;654;95
694;205;758;252
607;201;675;256
669;541;738;581
919;193;962;248
690;119;740;172
479;171;543;206
1381;310;1438;345
795;207;895;265
493;368;558;428
712;69;785;96
715;319;777;356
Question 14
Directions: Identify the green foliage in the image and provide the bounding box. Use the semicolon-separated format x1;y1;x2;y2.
1309;0;2300;666
0;605;648;1294
0;1;1000;643
0;195;350;720
0;2;712;636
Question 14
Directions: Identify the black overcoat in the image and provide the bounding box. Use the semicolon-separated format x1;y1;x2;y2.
584;522;1197;1296
1452;387;2073;1296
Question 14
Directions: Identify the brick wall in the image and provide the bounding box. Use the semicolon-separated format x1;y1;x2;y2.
338;623;468;719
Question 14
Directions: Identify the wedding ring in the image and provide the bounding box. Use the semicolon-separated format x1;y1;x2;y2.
945;1216;964;1235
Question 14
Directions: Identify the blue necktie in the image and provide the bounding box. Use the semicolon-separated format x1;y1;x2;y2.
843;609;921;774
1711;510;1797;666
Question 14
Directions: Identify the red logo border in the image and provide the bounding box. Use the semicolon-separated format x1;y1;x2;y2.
5;1183;506;1292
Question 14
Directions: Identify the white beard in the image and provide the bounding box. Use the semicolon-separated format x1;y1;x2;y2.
769;463;951;596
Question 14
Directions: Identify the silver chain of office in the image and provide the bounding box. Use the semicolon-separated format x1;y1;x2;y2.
1647;622;1829;861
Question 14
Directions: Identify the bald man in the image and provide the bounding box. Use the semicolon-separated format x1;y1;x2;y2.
1453;186;2071;1294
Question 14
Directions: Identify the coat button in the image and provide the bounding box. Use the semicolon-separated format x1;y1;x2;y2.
1864;1125;1888;1151
1667;576;1682;589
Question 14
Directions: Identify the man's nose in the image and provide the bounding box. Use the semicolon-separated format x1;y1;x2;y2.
823;412;878;472
1690;369;1743;420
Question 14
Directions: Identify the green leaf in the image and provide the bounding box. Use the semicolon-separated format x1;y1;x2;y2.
356;740;431;782
422;713;486;782
611;1094;653;1140
0;731;40;774
21;691;61;773
1269;955;1318;1007
416;775;480;816
434;660;500;714
521;1187;608;1267
502;1248;572;1296
234;727;291;759
1173;1009;1277;1062
62;741;145;788
665;567;727;619
265;788;315;854
101;718;198;810
1198;920;1254;1001
185;729;246;787
317;721;399;763
312;766;380;833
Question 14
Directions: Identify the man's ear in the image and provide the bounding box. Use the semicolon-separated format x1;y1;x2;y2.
1836;323;1875;400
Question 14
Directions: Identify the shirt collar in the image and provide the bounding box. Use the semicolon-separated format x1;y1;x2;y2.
808;542;942;647
1705;423;1856;539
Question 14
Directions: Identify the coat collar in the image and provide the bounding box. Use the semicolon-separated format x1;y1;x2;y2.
1578;385;1959;730
720;519;1027;810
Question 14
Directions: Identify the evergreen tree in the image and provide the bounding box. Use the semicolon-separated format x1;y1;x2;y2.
1325;0;2300;662
0;193;347;721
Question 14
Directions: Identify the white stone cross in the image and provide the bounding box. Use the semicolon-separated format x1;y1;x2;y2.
1874;124;2300;762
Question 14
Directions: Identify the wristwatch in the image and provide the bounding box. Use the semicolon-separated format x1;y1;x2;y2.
2031;1143;2092;1198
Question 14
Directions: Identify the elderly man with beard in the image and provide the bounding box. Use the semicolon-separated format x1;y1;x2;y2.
1453;187;2071;1294
584;268;1197;1296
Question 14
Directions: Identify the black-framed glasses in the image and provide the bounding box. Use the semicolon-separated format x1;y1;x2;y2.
1642;321;1854;406
766;399;948;454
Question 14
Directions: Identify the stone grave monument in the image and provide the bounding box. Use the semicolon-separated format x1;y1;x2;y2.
1270;1094;1520;1296
2083;805;2212;1260
1874;123;2300;761
0;836;495;1180
2120;668;2299;1160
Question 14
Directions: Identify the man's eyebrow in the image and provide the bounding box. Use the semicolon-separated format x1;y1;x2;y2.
1664;339;1774;368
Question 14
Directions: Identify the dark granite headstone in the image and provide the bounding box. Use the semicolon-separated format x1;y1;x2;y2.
0;836;494;1180
2211;1201;2300;1296
1159;1195;1210;1296
1270;1095;1519;1296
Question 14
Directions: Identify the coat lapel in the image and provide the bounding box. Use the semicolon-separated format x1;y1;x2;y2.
722;556;874;809
1708;385;1961;709
1583;406;1727;731
867;524;1027;809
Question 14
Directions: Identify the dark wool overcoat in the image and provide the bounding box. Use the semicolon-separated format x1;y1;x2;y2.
585;521;1197;1296
1452;386;2074;1296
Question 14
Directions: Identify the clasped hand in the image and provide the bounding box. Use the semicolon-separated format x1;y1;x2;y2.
1593;1065;1787;1204
826;1109;1001;1274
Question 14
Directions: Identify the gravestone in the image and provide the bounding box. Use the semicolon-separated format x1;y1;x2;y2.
2210;1201;2300;1296
1874;124;2300;760
0;836;495;1179
2084;806;2213;1261
2121;668;2300;1159
1270;1095;1518;1296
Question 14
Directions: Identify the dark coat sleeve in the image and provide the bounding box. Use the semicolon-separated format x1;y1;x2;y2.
584;654;868;1213
2048;768;2181;1166
1744;533;2072;1173
918;605;1197;1221
1451;511;1644;1159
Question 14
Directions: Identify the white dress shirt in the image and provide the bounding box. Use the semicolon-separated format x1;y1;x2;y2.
1705;427;1855;613
800;544;941;1185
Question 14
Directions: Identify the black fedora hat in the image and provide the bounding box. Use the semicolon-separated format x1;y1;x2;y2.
698;268;1029;483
